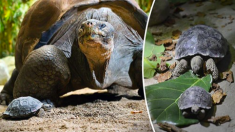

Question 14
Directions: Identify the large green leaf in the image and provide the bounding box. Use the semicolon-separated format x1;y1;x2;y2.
145;71;212;126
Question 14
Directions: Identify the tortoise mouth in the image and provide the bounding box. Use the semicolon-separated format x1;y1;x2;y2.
79;28;107;38
79;35;113;49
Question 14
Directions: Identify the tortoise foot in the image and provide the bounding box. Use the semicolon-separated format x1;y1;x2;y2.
138;88;144;98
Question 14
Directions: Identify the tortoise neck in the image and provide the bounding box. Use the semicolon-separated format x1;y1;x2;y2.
86;56;110;84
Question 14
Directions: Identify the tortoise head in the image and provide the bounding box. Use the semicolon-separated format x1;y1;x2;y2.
78;19;114;60
191;105;200;114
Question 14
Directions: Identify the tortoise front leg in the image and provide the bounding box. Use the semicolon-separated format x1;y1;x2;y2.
172;59;189;77
206;58;218;80
13;45;71;105
0;69;18;104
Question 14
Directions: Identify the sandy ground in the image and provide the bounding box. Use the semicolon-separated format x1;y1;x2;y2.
0;86;152;132
146;0;235;132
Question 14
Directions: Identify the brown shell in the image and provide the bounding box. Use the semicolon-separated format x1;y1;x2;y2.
15;0;147;70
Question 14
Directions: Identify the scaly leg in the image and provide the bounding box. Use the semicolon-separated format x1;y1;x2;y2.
206;58;218;80
190;55;204;74
172;59;188;77
13;45;71;105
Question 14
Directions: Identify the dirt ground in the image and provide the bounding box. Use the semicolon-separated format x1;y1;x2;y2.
0;86;152;132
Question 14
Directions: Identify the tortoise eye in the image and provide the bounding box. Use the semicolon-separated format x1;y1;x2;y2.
100;24;106;29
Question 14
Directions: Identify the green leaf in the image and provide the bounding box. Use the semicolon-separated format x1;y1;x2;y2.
143;31;165;78
145;71;212;126
144;58;160;78
144;31;165;58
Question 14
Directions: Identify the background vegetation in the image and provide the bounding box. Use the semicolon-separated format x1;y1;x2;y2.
0;0;152;59
0;0;36;58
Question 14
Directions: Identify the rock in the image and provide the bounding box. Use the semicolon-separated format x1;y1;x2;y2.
148;0;170;26
0;60;10;85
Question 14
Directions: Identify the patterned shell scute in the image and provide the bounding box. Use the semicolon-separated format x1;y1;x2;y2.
3;96;43;118
178;86;212;110
175;25;228;60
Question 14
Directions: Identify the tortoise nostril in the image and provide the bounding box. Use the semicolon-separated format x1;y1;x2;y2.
87;22;93;26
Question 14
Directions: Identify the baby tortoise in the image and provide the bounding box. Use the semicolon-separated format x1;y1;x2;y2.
178;86;212;120
173;25;228;80
2;96;52;119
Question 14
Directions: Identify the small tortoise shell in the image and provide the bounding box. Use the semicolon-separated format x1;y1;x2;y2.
175;25;228;60
3;96;42;119
178;86;212;110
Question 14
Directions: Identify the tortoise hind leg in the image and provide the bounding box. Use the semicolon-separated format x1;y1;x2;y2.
13;45;71;105
0;69;19;104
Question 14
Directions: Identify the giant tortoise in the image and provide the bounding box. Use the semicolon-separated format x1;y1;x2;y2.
0;0;147;105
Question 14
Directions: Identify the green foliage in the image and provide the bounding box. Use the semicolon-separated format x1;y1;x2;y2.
0;0;35;58
144;31;165;78
146;71;212;126
144;58;160;78
136;0;153;13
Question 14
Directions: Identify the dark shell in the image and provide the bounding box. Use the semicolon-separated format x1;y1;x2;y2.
178;86;212;110
3;96;42;119
175;25;228;60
